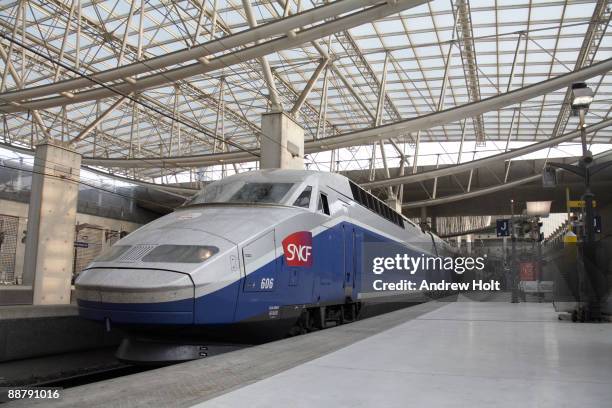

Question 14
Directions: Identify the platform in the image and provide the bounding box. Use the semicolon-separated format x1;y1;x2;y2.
198;298;612;408
0;304;120;362
7;298;612;407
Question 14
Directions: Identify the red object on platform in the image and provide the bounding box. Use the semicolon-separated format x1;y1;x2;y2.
519;262;536;281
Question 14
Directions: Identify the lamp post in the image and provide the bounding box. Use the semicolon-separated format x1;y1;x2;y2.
546;83;611;321
571;83;594;163
510;199;519;303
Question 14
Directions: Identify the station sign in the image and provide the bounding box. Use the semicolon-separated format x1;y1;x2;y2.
567;200;596;208
594;215;602;233
496;219;510;237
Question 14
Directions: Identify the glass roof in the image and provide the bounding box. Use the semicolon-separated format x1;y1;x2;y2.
0;0;609;182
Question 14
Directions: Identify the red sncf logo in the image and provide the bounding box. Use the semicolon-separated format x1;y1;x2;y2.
282;231;313;267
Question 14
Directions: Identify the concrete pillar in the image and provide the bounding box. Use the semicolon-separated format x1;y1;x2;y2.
420;206;428;230
23;141;81;305
386;198;402;214
260;111;304;169
466;234;473;255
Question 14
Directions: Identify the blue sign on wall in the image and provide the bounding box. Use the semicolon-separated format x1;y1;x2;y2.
496;219;510;237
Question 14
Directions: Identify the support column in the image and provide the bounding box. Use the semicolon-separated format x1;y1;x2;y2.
386;198;402;214
260;112;304;170
23;141;81;305
420;206;428;230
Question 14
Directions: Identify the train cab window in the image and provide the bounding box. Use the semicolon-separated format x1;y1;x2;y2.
185;181;295;206
229;183;294;204
318;193;330;215
293;186;312;208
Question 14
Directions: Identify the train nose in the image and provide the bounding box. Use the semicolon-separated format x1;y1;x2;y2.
75;268;195;325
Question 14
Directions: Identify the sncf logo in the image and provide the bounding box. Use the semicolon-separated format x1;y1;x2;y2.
282;231;313;267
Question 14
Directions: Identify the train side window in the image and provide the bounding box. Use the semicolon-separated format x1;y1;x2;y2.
366;194;375;211
293;186;312;208
374;199;382;215
318;193;330;215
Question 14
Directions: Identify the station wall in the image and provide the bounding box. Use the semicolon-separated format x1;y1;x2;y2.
0;198;142;285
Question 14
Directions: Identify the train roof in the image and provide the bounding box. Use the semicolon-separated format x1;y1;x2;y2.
219;169;346;183
213;169;351;192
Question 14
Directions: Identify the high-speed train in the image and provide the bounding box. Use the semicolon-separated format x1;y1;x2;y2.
75;169;456;361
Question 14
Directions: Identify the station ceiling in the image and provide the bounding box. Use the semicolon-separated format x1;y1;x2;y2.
0;0;610;182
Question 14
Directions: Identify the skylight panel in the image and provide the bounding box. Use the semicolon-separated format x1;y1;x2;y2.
524;52;552;64
414;45;441;58
475;40;497;53
472;9;496;25
530;4;564;21
355;37;383;51
424;67;445;78
409;31;439;45
497;0;529;7
557;36;584;49
382;34;410;48
433;12;455;28
374;19;405;34
560;24;588;36
554;50;580;64
471;26;497;37
476;53;496;66
564;2;596;19
593;47;612;62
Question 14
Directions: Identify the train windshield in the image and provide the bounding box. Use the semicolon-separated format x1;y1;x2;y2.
185;181;295;205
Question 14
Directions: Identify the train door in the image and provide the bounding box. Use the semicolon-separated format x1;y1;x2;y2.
243;230;277;292
311;192;345;304
312;226;344;303
342;224;356;301
352;228;364;297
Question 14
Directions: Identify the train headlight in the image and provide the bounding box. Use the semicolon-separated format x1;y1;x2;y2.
142;245;219;263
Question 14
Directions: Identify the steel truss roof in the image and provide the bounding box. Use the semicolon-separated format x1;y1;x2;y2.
0;0;610;183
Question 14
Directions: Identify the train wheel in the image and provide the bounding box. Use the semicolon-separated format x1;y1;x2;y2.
288;310;311;337
342;303;356;323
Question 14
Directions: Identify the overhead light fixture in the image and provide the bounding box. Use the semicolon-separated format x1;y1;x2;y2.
526;201;552;217
542;167;557;188
571;82;594;110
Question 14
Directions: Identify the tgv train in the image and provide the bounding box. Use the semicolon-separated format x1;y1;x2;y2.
75;170;456;361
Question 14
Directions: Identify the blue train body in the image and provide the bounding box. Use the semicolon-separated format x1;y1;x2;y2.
75;170;455;348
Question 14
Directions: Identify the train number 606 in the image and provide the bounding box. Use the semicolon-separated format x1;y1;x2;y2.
260;278;274;290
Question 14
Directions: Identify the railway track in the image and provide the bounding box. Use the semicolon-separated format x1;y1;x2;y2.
31;364;155;389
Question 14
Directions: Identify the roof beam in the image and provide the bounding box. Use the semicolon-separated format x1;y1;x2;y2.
0;0;431;113
69;96;129;144
550;0;612;139
240;0;282;111
402;174;540;208
290;57;329;117
0;0;408;106
455;0;486;146
78;57;612;168
364;116;612;189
